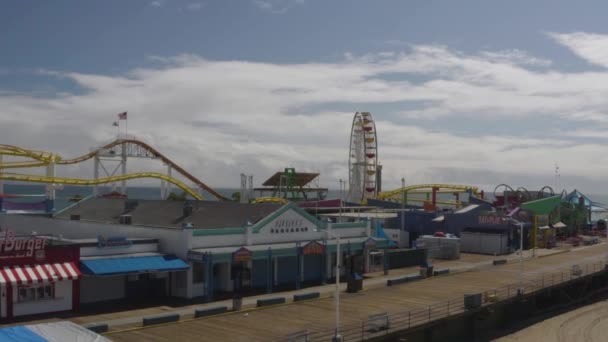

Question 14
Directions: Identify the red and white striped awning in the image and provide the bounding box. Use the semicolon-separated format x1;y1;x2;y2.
0;262;81;285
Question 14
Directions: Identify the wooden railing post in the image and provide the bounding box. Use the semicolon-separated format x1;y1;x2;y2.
361;321;365;340
541;274;544;288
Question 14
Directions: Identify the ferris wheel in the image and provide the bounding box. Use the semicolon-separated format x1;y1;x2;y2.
347;112;378;203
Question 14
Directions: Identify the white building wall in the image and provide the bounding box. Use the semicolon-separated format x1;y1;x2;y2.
0;215;183;255
190;209;368;249
80;276;125;303
12;281;72;317
80;242;158;257
191;234;244;249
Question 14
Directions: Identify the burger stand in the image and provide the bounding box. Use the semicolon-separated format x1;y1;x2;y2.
0;229;81;320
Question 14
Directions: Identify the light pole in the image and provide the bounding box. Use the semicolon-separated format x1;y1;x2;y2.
333;232;341;342
507;217;525;293
317;224;342;342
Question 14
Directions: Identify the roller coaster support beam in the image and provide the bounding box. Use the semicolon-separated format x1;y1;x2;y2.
160;177;165;200
167;165;172;197
432;187;438;208
93;155;100;196
0;155;3;197
401;178;407;206
45;162;56;212
121;142;127;194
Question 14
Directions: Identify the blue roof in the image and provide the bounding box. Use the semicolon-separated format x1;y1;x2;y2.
0;326;47;342
80;255;189;276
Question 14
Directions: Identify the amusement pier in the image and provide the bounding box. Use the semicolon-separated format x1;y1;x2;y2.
0;112;607;341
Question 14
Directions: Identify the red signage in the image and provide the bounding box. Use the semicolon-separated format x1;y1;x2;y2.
478;215;504;225
233;247;252;262
302;241;324;255
0;229;48;261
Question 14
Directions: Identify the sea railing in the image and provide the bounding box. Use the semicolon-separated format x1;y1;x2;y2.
299;259;607;341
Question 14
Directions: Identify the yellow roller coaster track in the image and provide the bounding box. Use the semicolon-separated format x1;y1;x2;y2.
250;197;289;204
0;139;228;201
399;198;461;206
0;172;203;200
377;183;478;200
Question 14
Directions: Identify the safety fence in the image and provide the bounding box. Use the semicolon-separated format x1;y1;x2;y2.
291;260;607;341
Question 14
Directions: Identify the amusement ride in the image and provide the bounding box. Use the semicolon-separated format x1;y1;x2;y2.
346;112;379;203
0;111;480;211
0;138;228;210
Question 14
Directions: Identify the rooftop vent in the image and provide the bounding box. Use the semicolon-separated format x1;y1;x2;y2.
119;214;132;225
183;204;193;217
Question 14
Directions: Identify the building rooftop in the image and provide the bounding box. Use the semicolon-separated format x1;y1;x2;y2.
261;171;320;187
55;198;283;229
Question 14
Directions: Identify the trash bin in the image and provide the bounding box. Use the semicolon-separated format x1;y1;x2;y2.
232;295;243;311
347;273;363;293
426;266;434;277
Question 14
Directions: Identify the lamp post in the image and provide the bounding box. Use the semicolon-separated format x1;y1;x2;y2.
317;224;342;342
507;217;525;293
333;232;341;342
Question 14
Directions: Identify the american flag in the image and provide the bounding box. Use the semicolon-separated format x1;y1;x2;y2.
117;112;127;120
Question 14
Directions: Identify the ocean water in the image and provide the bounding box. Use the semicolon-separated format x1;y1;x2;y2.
1;184;344;211
1;184;243;211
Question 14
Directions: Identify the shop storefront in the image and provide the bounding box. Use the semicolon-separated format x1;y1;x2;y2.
0;229;81;320
77;236;189;304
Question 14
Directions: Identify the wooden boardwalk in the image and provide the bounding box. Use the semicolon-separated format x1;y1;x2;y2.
106;244;607;341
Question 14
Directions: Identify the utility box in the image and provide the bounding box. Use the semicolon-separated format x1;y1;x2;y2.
347;273;363;293
464;293;482;310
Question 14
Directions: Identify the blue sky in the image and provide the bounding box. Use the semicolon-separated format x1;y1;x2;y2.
3;0;608;192
4;0;607;72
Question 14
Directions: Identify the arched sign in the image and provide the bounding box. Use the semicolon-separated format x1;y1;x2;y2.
302;241;325;255
233;246;252;262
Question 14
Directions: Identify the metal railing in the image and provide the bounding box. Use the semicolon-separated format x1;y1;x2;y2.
298;260;607;341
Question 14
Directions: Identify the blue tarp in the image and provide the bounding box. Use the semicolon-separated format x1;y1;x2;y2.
80;255;189;276
0;326;47;342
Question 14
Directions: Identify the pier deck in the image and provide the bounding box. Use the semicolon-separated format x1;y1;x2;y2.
106;244;606;341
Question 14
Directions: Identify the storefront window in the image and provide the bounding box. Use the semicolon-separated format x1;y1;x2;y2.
193;263;205;284
18;284;54;302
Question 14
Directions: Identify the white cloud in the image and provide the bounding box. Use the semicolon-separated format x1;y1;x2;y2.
4;37;608;193
548;31;608;68
479;49;552;67
252;0;304;13
186;3;203;11
149;0;164;8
